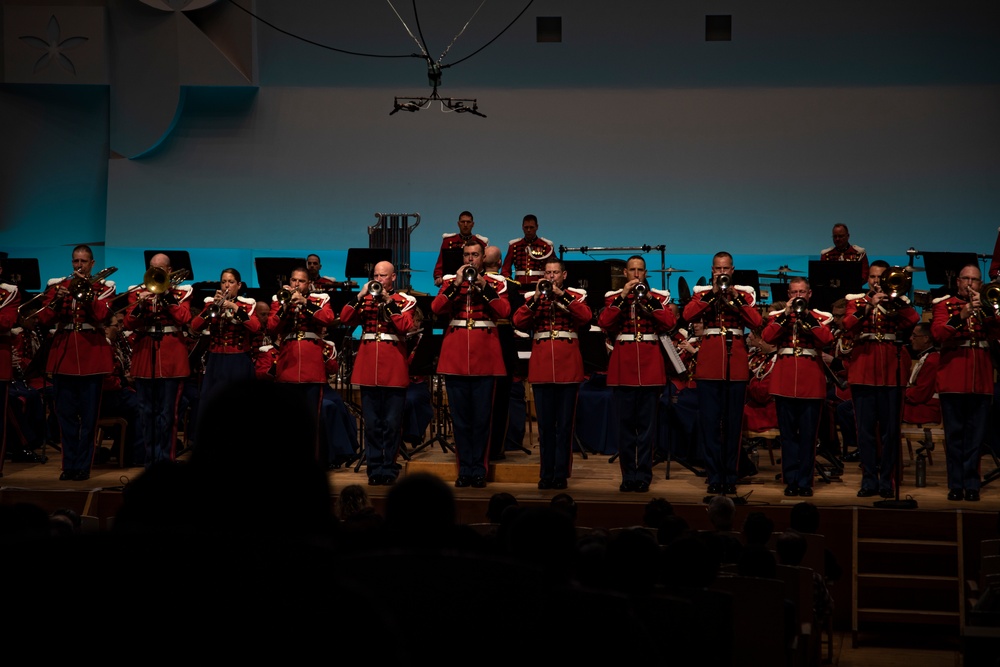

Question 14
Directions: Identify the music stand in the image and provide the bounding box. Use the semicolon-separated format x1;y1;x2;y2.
408;332;455;455
732;269;759;297
770;283;789;304
440;248;464;278
922;252;978;291
2;258;41;290
563;260;614;321
579;328;610;376
143;250;194;281
345;248;392;283
808;260;862;312
254;257;304;292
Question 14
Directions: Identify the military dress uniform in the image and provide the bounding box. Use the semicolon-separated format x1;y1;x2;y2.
340;287;416;484
597;287;676;491
190;295;261;407
267;291;337;463
762;306;834;494
501;235;555;289
820;243;870;285
842;292;919;496
512;285;592;487
0;281;20;472
431;271;510;486
744;349;778;432
930;295;998;499
433;233;488;285
903;347;941;425
36;274;116;480
682;284;762;492
123;283;193;467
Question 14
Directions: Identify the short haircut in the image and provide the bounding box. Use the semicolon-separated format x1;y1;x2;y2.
221;267;242;283
833;223;849;234
73;244;94;260
626;254;645;266
544;258;566;272
463;238;482;250
870;259;890;271
523;214;537;224
459;210;474;220
713;251;733;264
789;276;810;289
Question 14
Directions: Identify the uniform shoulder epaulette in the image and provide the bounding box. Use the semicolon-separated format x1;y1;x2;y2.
813;309;834;326
820;245;835;256
173;284;193;301
475;233;489;244
442;273;457;282
605;289;623;298
735;285;757;306
650;287;671;300
0;285;17;308
567;287;588;299
397;292;417;309
693;285;712;294
523;290;536;300
538;236;554;246
309;291;330;306
767;309;785;318
845;292;867;301
236;295;255;305
441;232;456;239
932;294;952;305
0;281;16;292
507;237;521;246
852;244;866;255
259;344;274;353
48;276;66;287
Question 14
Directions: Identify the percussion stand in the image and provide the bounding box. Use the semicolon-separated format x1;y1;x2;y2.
409;372;454;455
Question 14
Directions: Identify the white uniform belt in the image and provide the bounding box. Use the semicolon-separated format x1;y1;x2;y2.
361;332;400;342
533;331;578;341
140;326;180;333
449;319;496;328
515;270;545;277
61;323;96;332
290;331;320;340
778;347;818;357
704;328;743;337
858;332;897;342
617;333;659;343
958;340;989;348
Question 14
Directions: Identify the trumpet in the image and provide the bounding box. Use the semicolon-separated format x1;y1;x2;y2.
633;282;649;301
462;266;479;284
716;274;731;291
277;287;295;309
204;286;235;320
790;297;809;314
367;280;384;300
537;279;553;298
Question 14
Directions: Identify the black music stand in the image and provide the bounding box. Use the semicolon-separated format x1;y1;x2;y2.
922;252;978;294
254;257;304;293
770;283;789;304
440;248;464;277
732;269;759;297
143;250;194;281
408;333;454;455
563;260;615;321
2;258;41;291
808;260;862;312
345;247;392;284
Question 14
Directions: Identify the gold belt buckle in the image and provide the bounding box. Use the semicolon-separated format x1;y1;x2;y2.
635;330;643;342
467;318;473;330
874;332;884;341
793;348;803;357
549;330;558;340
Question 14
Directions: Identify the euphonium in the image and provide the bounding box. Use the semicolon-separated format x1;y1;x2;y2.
882;266;911;299
790;297;808;314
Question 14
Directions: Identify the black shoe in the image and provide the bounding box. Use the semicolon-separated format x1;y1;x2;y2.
706;483;722;495
965;489;980;502
843;450;861;462
538;479;553;490
59;470;75;481
552;478;568;490
947;489;963;501
857;488;879;498
619;481;636;492
784;485;798;497
471;476;487;489
380;475;396;486
11;449;46;463
879;488;894;499
635;482;650;493
455;476;471;488
74;470;90;481
798;487;813;497
723;483;737;495
368;476;383;486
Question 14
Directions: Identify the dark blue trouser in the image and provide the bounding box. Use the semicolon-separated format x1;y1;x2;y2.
446;375;496;478
612;385;662;485
361;386;405;479
851;384;902;492
135;378;183;468
53;374;104;474
533;382;580;481
940;392;989;492
775;396;822;490
697;379;748;486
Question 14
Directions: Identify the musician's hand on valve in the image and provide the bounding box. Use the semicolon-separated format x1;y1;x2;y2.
622;278;642;296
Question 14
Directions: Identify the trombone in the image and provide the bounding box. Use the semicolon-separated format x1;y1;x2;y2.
19;266;118;320
111;267;190;315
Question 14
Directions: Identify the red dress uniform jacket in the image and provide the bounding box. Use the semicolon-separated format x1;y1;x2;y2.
190;296;261;354
123;284;193;379
255;345;277;380
340;290;415;388
501;236;555;287
432;273;510;376
36;276;115;376
930;294;999;395
744;352;778;431
762;308;835;399
669;331;699;392
842;292;919;386
820;244;870;284
0;283;20;381
682;285;763;381
267;292;336;384
903;349;941;424
597;288;676;387
512;286;592;384
433;233;488;283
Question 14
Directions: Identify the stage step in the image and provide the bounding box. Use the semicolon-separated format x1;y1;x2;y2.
404;454;541;484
